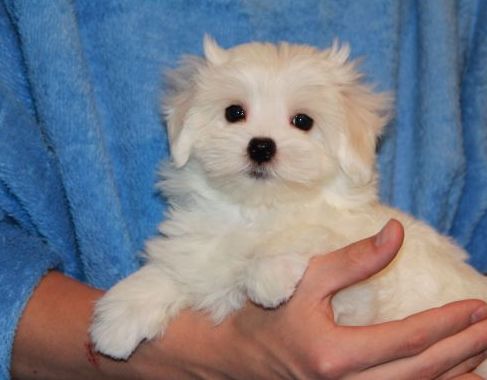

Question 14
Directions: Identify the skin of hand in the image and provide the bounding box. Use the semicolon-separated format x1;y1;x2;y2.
11;219;487;380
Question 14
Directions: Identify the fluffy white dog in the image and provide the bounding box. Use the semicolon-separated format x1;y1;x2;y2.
90;37;487;372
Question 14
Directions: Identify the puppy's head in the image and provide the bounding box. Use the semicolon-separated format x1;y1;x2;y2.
163;36;391;206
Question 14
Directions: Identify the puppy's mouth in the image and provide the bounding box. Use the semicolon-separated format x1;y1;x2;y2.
248;165;271;180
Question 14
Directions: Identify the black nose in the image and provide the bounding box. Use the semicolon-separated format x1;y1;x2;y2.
247;137;276;164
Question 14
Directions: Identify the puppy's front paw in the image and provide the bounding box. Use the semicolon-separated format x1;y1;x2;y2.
246;254;308;308
90;292;160;360
90;267;186;359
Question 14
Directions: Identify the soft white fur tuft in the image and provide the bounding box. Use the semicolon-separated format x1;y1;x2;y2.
91;38;487;375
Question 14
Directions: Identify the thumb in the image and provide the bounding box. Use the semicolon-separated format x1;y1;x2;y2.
296;219;404;302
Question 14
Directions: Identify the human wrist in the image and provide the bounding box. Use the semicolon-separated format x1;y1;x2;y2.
11;272;124;380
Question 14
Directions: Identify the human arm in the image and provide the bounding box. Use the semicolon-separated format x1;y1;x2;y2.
11;220;487;379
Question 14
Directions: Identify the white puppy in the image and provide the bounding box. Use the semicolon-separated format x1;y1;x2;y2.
90;37;487;373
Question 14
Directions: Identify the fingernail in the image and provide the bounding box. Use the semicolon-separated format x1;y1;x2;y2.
374;220;391;247
471;305;487;324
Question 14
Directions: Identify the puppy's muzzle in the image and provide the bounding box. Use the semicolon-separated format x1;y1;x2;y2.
247;137;276;165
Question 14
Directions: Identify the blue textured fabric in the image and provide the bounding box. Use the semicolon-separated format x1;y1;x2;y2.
0;0;486;377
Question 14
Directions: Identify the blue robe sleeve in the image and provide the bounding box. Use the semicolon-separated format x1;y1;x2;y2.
0;3;83;376
0;1;163;375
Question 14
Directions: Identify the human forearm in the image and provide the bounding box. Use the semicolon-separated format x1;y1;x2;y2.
10;271;242;380
11;272;133;380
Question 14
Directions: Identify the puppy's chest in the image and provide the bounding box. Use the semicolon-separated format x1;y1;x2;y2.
181;205;351;259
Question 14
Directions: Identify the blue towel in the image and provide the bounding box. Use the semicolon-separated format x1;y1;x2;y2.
0;0;486;377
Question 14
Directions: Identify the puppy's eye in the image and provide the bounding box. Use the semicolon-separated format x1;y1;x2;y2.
291;113;314;131
225;105;246;123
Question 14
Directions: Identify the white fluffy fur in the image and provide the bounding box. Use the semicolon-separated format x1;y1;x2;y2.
90;37;487;374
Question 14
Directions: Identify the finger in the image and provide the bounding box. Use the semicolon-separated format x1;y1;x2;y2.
296;219;404;302
415;318;487;379
356;314;487;380
342;300;487;370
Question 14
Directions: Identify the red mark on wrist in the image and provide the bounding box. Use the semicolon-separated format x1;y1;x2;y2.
85;341;100;369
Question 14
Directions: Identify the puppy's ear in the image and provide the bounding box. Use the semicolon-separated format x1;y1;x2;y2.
163;57;205;167
327;42;392;184
163;37;227;167
338;84;392;185
203;35;228;65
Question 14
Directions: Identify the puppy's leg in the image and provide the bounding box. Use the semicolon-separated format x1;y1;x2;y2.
245;254;308;308
90;265;186;360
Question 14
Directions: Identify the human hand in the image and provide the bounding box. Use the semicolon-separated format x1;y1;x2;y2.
132;219;487;379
